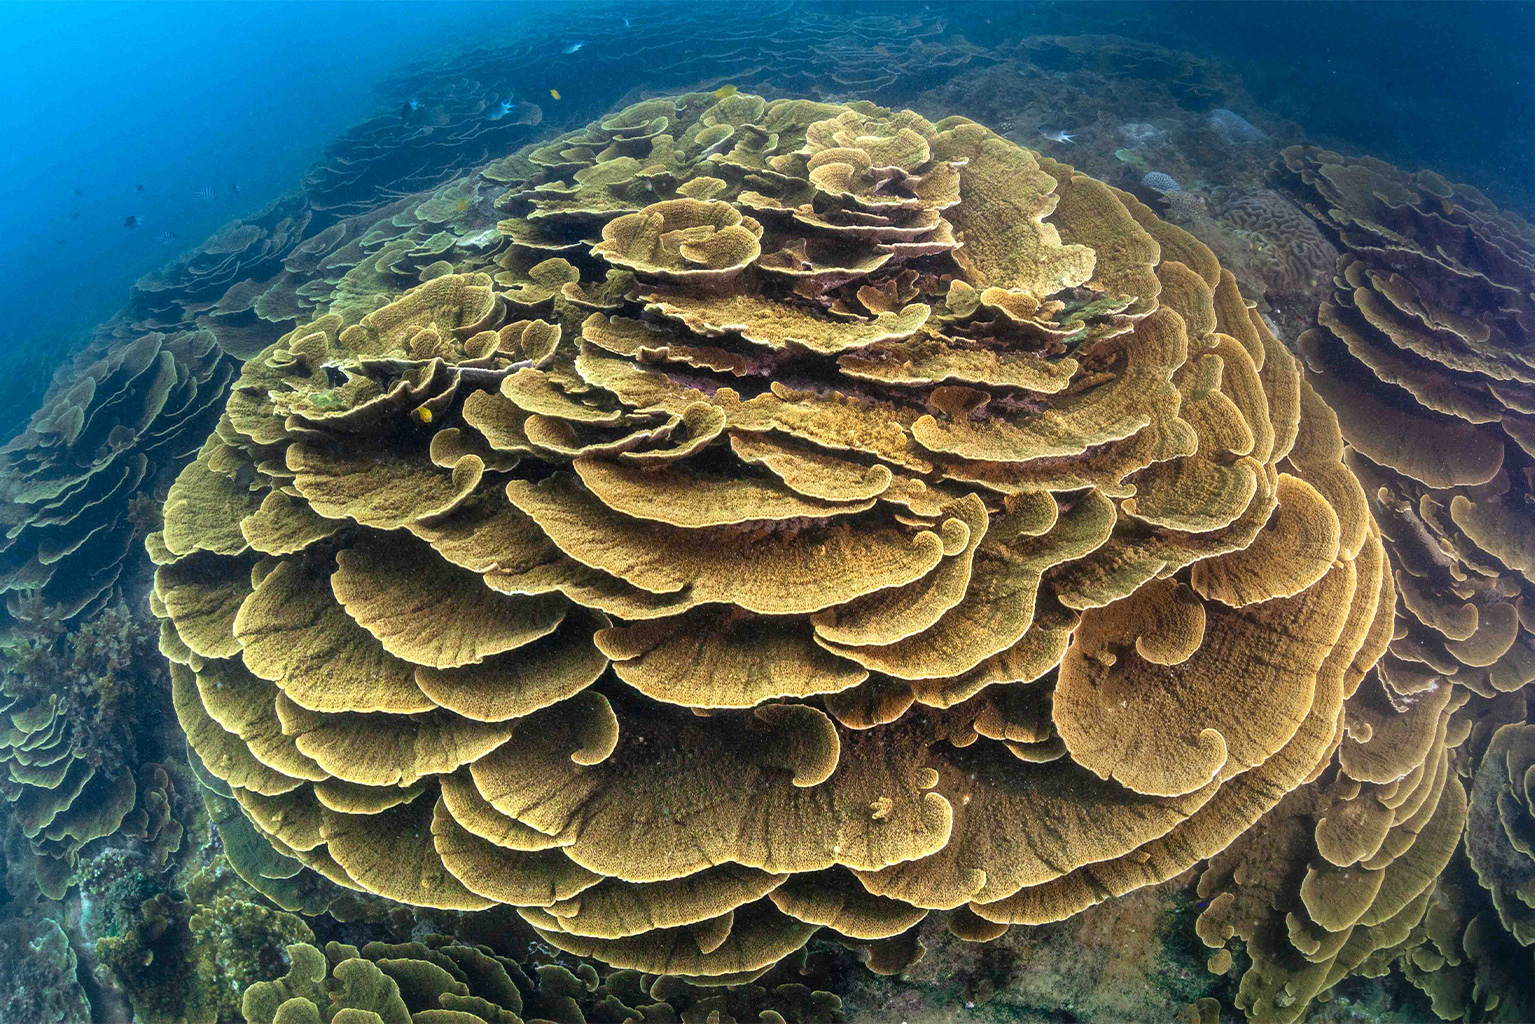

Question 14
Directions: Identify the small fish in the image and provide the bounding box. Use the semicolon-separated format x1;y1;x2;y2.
623;17;630;27
124;215;139;228
55;238;66;246
712;84;738;100
413;406;434;425
401;97;422;119
562;41;585;54
455;198;470;212
230;182;242;194
135;183;145;193
1039;128;1076;144
193;185;218;200
488;98;515;120
73;188;83;197
157;230;179;244
549;88;561;100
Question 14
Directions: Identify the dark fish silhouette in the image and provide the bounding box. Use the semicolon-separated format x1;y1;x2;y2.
73;188;83;197
124;216;138;228
230;183;242;194
136;183;145;193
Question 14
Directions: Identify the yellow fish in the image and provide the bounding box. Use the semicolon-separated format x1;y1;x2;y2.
455;199;470;212
712;84;738;100
414;406;434;425
549;88;561;100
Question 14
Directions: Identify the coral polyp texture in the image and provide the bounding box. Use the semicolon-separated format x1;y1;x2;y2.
153;93;1391;986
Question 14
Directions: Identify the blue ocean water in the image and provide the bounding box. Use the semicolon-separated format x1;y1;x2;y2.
0;3;512;402
0;0;1527;417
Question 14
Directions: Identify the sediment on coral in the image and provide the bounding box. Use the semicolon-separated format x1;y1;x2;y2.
148;92;1395;992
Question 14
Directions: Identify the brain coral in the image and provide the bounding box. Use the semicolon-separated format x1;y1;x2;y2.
151;93;1391;983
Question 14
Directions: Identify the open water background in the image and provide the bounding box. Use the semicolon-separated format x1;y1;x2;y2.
0;0;1530;434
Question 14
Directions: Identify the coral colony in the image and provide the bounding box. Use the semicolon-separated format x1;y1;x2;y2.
0;10;1529;1021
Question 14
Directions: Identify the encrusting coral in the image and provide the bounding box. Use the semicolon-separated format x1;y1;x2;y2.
150;92;1397;989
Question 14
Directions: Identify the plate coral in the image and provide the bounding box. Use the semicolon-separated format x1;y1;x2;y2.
149;93;1403;988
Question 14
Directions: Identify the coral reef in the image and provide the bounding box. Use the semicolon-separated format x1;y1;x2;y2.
2;16;1529;1019
3;8;994;649
0;916;91;1024
149;93;1391;990
910;33;1296;211
245;935;848;1024
1178;149;1534;1023
305;3;989;222
1278;148;1534;736
125;194;317;358
0;331;233;637
0;600;163;897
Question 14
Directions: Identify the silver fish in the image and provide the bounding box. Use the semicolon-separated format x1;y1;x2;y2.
562;41;585;53
1038;128;1076;144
